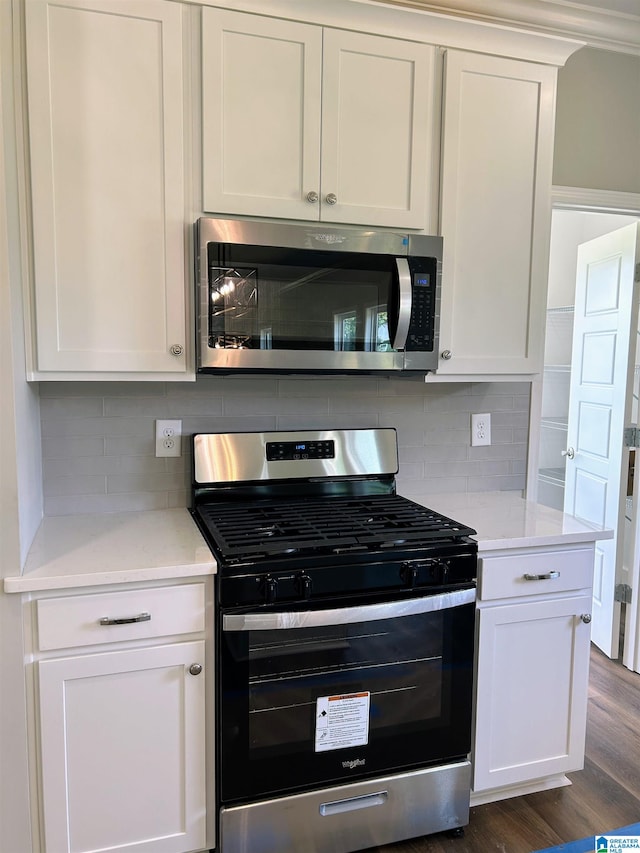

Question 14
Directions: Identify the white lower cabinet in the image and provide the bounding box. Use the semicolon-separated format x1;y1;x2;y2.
32;584;209;853
473;546;594;800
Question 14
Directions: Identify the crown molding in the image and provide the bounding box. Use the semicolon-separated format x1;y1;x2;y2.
552;186;640;213
197;0;585;64
376;0;640;54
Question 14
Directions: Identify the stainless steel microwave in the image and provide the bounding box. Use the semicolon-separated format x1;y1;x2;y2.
196;217;442;375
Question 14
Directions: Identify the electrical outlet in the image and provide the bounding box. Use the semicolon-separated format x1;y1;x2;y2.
471;413;491;447
155;419;182;458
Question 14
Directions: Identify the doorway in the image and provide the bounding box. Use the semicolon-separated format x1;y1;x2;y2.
531;202;640;669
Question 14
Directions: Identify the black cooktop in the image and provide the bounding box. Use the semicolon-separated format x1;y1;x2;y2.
193;493;476;567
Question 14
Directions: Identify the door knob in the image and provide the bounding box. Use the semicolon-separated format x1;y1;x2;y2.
189;663;203;676
562;447;575;459
306;191;319;203
325;193;337;205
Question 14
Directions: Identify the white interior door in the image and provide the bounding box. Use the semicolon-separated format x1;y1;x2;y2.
624;322;640;673
564;223;640;658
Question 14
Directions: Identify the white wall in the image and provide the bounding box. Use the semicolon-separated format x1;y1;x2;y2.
0;1;42;848
547;210;639;307
554;47;640;193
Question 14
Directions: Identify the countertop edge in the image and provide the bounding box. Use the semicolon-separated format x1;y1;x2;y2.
477;528;614;553
4;561;217;594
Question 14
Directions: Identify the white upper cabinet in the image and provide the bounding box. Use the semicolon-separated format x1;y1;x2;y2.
201;8;434;229
25;0;189;378
436;50;557;377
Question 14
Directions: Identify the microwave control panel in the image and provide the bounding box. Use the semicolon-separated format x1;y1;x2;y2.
406;258;437;351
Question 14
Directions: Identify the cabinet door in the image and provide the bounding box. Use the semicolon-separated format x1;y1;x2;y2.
26;0;187;375
473;595;591;793
38;642;206;853
202;8;322;220
438;51;556;376
321;30;433;228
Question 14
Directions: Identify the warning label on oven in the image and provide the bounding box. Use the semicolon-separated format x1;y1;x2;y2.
315;692;370;752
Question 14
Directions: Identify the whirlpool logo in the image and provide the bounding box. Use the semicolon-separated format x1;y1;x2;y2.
314;234;346;244
342;758;366;770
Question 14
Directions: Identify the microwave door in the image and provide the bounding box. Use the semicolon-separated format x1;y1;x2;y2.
392;258;412;352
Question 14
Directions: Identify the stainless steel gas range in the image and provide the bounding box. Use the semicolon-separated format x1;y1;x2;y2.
190;428;478;853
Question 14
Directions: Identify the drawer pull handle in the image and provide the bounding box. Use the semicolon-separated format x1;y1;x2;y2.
99;612;151;626
523;572;560;581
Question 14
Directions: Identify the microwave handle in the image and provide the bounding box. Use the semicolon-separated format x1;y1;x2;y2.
222;586;476;632
392;258;412;351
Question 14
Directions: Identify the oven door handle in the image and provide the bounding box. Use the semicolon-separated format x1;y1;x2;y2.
222;587;476;632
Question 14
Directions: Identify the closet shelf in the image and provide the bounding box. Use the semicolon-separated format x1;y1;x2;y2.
539;467;566;486
541;416;568;430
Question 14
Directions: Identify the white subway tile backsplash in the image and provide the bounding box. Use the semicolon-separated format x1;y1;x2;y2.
104;436;155;457
44;492;169;516
43;475;107;497
107;472;188;494
399;477;469;495
39;378;531;514
40;397;104;418
42;437;105;460
42;416;153;438
103;396;172;417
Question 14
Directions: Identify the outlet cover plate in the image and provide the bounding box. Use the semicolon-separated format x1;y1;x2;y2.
471;413;491;447
155;419;182;457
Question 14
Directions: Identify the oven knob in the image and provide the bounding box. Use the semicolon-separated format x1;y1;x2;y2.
400;564;419;588
296;573;313;599
262;576;278;603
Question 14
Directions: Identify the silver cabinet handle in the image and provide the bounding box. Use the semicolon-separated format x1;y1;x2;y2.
581;614;592;624
170;344;183;356
441;349;452;360
99;612;151;626
562;447;575;459
325;193;337;205
523;572;560;581
189;663;203;676
306;191;319;203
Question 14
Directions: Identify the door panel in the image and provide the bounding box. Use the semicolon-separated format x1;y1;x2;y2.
564;223;640;657
321;30;433;228
201;9;322;219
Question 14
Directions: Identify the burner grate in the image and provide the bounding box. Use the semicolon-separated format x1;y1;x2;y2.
196;494;475;561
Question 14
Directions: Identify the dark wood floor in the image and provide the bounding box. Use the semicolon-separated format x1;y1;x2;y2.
373;646;640;853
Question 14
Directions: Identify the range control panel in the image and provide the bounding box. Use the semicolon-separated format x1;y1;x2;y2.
266;440;336;462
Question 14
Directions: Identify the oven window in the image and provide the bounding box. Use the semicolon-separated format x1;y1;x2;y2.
248;618;443;750
207;244;399;353
219;602;474;804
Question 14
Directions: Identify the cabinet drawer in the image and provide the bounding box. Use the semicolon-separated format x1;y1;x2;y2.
479;547;594;601
36;584;206;651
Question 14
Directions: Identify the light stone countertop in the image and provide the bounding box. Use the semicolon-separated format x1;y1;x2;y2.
4;508;216;594
4;493;613;594
401;490;614;552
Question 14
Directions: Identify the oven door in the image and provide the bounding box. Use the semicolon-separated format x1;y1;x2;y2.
218;587;475;805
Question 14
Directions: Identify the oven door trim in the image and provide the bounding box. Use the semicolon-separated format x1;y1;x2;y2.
222;586;475;632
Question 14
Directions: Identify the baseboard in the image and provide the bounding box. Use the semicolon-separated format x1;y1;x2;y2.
470;773;572;806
